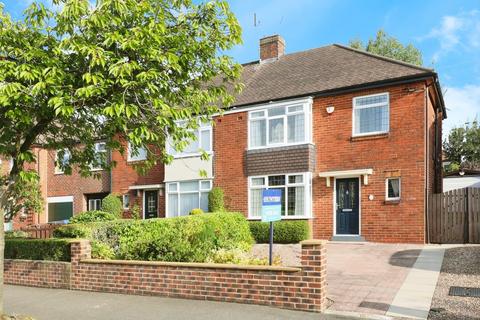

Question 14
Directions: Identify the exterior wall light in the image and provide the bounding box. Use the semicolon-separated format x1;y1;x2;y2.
326;106;335;114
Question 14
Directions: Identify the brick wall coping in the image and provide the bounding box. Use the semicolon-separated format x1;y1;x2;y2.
300;239;328;245
5;258;70;265
81;258;302;272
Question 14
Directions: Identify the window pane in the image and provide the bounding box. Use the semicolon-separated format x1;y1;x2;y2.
268;175;285;186
179;181;199;192
250;189;263;217
388;179;400;199
129;143;147;161
183;131;200;153
179;193;199;216
167;183;177;192
287;113;305;143
250;111;265;118
268;106;285;117
200;192;209;212
200;130;211;152
123;194;130;209
200;180;211;190
354;105;389;134
250;119;266;147
288;186;304;216
356;94;388;106
48;202;73;222
271;187;286;215
288;175;303;184
96;142;106;152
168;194;178;217
251;177;265;186
287;105;303;113
268;118;284;144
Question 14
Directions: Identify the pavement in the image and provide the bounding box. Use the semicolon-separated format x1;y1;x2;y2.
4;285;353;320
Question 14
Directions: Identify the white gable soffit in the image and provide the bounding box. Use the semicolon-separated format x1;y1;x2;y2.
220;97;313;116
47;196;73;203
129;184;164;190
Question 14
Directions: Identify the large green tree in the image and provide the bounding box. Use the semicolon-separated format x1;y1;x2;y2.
349;29;423;66
0;0;242;313
444;120;480;171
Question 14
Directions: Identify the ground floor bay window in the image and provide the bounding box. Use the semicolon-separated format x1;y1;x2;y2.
167;180;212;217
249;173;311;219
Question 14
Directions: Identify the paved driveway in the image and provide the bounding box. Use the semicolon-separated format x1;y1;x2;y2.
326;242;424;316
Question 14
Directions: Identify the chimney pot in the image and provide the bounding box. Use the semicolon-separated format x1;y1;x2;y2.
259;35;285;62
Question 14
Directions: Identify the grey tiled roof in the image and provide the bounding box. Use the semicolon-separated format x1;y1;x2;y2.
231;44;435;107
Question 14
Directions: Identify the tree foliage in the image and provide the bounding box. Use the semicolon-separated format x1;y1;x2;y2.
444;120;480;171
349;29;423;66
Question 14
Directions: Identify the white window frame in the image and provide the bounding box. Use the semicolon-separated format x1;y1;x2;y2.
47;196;74;223
166;180;212;217
88;198;102;211
247;99;312;150
122;194;130;210
127;142;147;162
385;177;401;201
91;142;107;171
352;92;390;137
248;172;312;219
167;122;213;158
54;149;71;174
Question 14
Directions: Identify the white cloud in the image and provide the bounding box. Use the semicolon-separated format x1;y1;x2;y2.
425;10;480;62
443;85;480;135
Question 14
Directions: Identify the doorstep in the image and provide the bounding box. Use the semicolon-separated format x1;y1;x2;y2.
330;235;366;242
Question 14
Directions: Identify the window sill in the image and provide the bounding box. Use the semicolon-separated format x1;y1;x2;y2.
171;152;214;160
247;216;313;221
351;133;389;142
247;142;314;152
384;199;401;205
54;172;64;175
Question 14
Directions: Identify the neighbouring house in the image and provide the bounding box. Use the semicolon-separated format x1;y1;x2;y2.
11;34;445;243
443;169;480;192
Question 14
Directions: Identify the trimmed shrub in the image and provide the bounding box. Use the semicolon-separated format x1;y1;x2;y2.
101;193;123;218
208;187;225;212
54;212;254;263
5;230;29;239
5;238;71;261
189;208;204;215
249;220;310;244
91;241;115;260
69;210;117;224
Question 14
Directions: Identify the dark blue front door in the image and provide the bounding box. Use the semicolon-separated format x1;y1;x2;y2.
336;178;359;235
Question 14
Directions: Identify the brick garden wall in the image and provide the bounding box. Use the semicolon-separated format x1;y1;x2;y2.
4;259;70;289
5;240;327;313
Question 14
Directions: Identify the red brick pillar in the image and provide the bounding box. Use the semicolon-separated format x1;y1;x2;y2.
300;239;327;312
70;240;91;290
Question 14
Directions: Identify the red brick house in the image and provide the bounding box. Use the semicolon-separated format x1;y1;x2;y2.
10;35;445;243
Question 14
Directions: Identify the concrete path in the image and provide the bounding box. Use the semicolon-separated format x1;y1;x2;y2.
4;285;353;320
386;246;445;319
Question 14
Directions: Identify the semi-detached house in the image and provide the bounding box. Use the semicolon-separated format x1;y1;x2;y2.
15;35;445;244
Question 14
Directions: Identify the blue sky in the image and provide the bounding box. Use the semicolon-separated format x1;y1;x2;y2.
3;0;480;134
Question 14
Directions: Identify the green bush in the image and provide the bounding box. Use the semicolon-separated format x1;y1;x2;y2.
189;208;204;215
208;187;224;212
249;220;310;244
5;230;29;239
69;210;117;224
54;212;254;263
207;248;282;266
91;241;115;260
5;238;71;261
101;193;123;218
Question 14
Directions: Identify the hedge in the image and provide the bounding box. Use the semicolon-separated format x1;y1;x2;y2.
101;194;123;218
54;212;254;262
249;220;310;244
5;238;72;261
69;210;117;224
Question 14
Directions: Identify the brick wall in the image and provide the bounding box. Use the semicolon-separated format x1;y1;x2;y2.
110;138;165;218
214;81;434;243
4;240;328;313
4;259;70;289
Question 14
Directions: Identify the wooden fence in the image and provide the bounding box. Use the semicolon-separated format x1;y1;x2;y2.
21;223;60;239
428;188;480;244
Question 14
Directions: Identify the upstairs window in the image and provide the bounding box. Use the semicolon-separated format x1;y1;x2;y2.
249;102;310;149
55;149;71;174
91;142;107;171
167;122;212;157
353;93;389;136
127;142;147;162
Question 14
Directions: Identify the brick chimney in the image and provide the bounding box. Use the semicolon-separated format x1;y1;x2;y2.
259;35;285;62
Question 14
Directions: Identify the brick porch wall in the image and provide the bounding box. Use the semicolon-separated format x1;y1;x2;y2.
5;240;328;313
